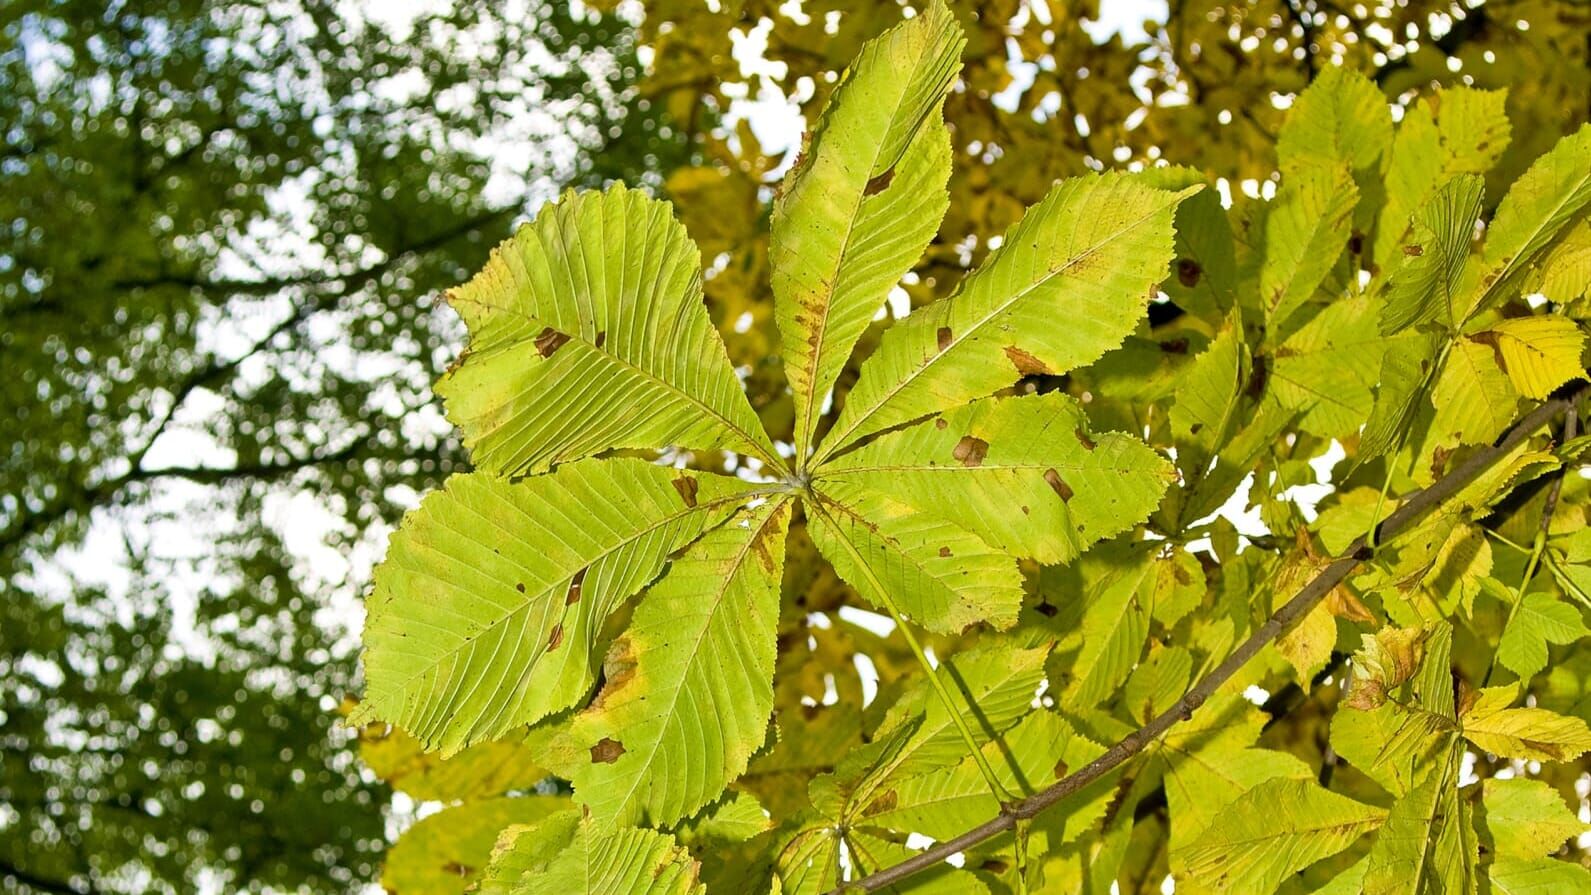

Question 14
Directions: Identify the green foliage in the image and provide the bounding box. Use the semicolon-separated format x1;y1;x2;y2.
352;4;1591;893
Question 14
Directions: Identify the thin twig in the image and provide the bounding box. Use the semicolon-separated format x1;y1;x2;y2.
829;386;1586;894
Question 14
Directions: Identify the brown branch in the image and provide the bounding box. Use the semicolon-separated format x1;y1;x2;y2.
830;386;1587;894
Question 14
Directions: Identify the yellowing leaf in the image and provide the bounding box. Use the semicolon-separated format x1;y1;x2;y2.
1478;778;1589;859
1480;315;1587;400
1430;337;1520;446
480;812;703;895
383;796;569;895
1260;163;1358;335
1461;687;1591;762
357;721;545;803
1178;777;1385;893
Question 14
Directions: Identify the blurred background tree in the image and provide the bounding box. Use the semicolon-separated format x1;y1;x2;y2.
0;1;682;892
6;0;1591;893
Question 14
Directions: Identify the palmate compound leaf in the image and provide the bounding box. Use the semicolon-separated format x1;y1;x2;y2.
817;392;1174;565
772;0;961;462
567;499;791;826
438;184;779;477
811;173;1197;462
1497;591;1590;682
1179;777;1386;893
479;810;704;895
350;460;767;754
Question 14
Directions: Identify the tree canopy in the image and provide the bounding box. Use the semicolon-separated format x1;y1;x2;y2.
0;1;680;891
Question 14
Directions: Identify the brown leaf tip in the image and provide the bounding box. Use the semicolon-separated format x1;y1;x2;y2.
590;737;626;764
952;435;988;467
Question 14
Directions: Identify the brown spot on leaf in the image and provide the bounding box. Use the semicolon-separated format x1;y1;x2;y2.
515;582;526;594
864;168;896;195
952;435;988;467
1053;758;1070;780
1074;428;1096;450
534;326;571;357
442;862;473;877
672;475;699;507
547;624;564;650
937;326;953;352
1176;257;1202;287
566;568;586;605
862;789;898;816
934;418;948;430
1044;468;1074;500
594;330;607;349
1159;337;1189;354
1348;231;1365;255
1035;602;1058;617
589;737;625;764
1403;244;1424;257
1004;345;1050;376
939;546;952;557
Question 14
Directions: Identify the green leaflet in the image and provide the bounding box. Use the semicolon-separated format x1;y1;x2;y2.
1487;857;1591;895
816;175;1196;458
569;500;791;826
440;184;777;475
1462;124;1591;320
382;796;570;895
1379;174;1484;335
1259;163;1357;336
351;460;761;753
857;711;1103;840
1360;743;1477;895
1169;314;1247;471
1178;777;1385;893
1478;778;1589;860
772;1;960;462
1376;86;1510;262
1267;294;1404;437
1058;556;1152;712
815;643;1050;820
807;478;1024;633
480;811;704;895
1276;65;1392;181
1359;333;1437;459
818;392;1173;564
1161;746;1313;854
1496;591;1589;682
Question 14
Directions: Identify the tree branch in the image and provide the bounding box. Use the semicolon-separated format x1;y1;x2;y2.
830;385;1587;894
